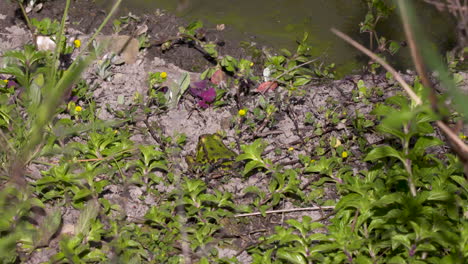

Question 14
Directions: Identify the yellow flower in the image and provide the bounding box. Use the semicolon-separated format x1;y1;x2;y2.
2;79;8;84
238;109;247;116
75;106;82;112
250;62;254;67
342;151;348;158
311;159;316;163
114;130;118;134
73;39;81;48
288;147;294;151
460;133;467;140
160;72;167;79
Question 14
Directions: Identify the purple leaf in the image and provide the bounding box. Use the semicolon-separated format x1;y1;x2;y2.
159;86;169;93
197;100;209;108
200;87;216;103
68;95;79;103
189;80;210;97
189;80;217;108
7;80;18;88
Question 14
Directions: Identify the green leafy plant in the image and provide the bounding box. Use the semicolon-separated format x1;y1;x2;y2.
31;18;60;36
359;0;401;73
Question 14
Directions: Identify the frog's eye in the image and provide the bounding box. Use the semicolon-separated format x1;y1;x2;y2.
212;134;222;141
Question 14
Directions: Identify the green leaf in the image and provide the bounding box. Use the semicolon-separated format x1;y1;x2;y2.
308;233;328;241
355;255;373;264
335;193;362;210
389;41;400;55
87;220;104;242
293;77;310;86
221;55;238;72
410;136;443;157
236;139;267;162
281;48;292;57
243;185;263;197
373;193;402;207
309;243;340;254
167;72;190;108
198;257;210;264
73;188;93;201
391;234;411;250
276;248;307;264
202;43;218;58
364;146;405;163
184;20;203;35
83;249;106;262
75;200;100;236
33;209;62;248
304;157;338;174
388;256;407;264
426;190;450;201
243;160;265;176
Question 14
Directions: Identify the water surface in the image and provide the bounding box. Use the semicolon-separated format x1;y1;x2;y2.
108;0;457;75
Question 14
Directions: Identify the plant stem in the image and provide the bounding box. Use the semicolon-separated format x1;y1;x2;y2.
50;0;71;84
74;0;123;62
234;206;335;217
17;1;34;35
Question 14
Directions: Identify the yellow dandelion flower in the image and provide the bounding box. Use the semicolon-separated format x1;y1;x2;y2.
73;39;81;48
160;72;167;79
238;109;247;116
75;106;82;112
342;151;348;158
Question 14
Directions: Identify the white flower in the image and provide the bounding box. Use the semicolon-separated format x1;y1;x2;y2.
263;67;271;82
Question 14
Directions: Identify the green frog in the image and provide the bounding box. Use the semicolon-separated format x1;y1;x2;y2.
186;134;238;175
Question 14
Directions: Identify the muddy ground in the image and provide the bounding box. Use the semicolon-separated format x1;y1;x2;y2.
1;0;467;263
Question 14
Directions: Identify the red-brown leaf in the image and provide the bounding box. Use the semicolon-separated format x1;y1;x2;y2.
210;69;226;85
256;81;278;93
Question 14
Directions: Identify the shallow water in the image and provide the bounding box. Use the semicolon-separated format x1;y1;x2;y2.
106;0;457;76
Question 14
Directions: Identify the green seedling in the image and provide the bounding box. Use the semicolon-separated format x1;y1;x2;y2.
31;18;60;36
250;216;327;263
236;139;270;176
132;145;168;185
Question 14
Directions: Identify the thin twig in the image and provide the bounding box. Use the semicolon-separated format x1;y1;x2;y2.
398;1;439;113
331;28;422;105
234;206;335;218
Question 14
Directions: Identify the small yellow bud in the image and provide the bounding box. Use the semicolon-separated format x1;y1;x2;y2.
460;133;467;140
250;62;254;67
73;39;81;48
160;72;167;79
288;147;294;151
333;139;342;148
311;159;316;163
114;130;118;134
238;109;247;116
75;106;82;112
2;79;8;84
342;151;348;158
